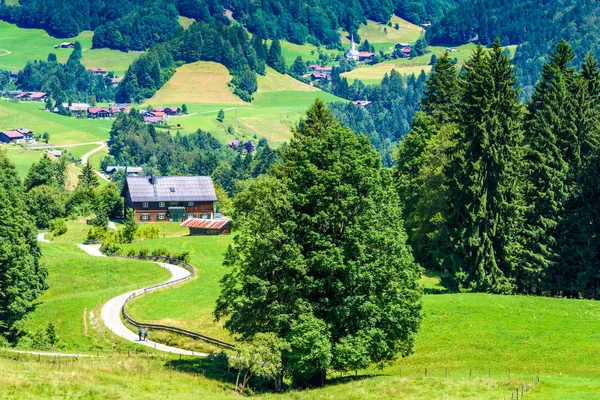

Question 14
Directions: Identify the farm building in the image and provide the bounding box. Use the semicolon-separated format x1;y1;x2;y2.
88;107;111;118
181;217;231;235
308;65;333;75
87;67;107;74
310;73;329;82
153;106;180;116
0;128;34;143
357;51;375;61
352;100;372;107
105;166;142;176
65;103;90;114
122;175;218;222
17;92;48;101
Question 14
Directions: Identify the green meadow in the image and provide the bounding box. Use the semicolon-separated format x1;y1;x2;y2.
1;146;45;176
341;15;425;53
0;21;140;76
149;63;345;146
0;100;112;144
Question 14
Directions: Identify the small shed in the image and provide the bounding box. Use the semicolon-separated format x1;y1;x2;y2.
180;218;231;235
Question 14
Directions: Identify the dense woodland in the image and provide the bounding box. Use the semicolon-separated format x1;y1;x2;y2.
397;42;600;296
0;0;457;48
427;0;600;97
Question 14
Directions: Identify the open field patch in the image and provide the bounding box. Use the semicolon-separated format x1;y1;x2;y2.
341;15;424;53
149;61;245;105
0;100;112;144
0;21;139;76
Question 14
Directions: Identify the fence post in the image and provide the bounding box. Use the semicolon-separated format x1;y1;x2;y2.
445;368;448;377
38;354;40;362
508;368;510;380
469;368;472;377
489;368;491;378
425;368;427;377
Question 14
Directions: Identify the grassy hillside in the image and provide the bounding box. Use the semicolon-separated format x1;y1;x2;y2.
343;43;517;85
2;146;44;177
341;15;424;52
19;242;169;351
0;21;140;76
150;63;344;147
0;101;112;144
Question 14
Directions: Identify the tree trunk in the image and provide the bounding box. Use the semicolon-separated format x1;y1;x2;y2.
292;369;327;389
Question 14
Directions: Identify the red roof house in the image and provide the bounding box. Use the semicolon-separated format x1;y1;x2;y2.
180;217;231;235
88;67;108;74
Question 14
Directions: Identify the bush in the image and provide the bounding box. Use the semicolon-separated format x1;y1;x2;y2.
126;248;138;257
138;248;149;257
173;251;191;263
152;247;168;257
50;219;68;236
136;225;159;240
101;238;122;255
87;226;108;241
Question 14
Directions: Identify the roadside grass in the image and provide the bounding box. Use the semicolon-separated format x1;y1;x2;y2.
0;21;140;75
120;235;234;345
343;43;517;85
20;243;170;351
341;15;424;53
87;145;109;169
64;143;101;161
1;146;44;177
0;101;112;144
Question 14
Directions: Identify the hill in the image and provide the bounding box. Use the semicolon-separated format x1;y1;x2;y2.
149;62;344;147
341;15;424;53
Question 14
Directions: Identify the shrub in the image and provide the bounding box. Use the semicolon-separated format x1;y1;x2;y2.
50;218;68;236
87;226;108;241
136;225;159;240
101;239;122;255
138;248;149;257
152;247;168;257
174;251;191;263
126;248;138;257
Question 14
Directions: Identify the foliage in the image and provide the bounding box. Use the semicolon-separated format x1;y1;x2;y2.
50;218;68;237
25;185;67;229
136;225;160;241
267;38;286;74
217;109;225;122
78;162;99;190
215;100;422;386
23;153;63;191
0;151;48;340
229;332;291;393
122;208;138;243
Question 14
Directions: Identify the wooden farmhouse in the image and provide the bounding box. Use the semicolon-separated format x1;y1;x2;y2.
122;175;218;222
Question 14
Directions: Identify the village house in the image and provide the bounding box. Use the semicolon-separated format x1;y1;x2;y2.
153;106;180;116
310;72;330;83
65;103;90;114
346;35;375;62
110;104;130;114
17;92;49;102
88;107;112;118
0;128;34;144
122;175;218;223
352;100;372;107
46;150;63;157
111;77;123;87
143;116;166;124
228;139;241;149
105;166;143;176
357;51;375;61
87;67;108;75
308;65;333;76
55;42;74;49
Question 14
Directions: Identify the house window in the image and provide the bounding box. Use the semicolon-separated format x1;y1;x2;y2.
200;213;211;219
187;213;195;219
187;201;195;206
142;202;149;208
140;214;151;221
159;202;165;208
170;202;178;206
157;214;166;220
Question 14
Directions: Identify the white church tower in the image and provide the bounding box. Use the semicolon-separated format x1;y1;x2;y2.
346;33;359;61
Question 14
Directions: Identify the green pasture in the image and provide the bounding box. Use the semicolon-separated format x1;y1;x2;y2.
0;21;140;76
1;146;45;177
0;101;112;144
341;15;424;53
342;43;516;85
19;243;169;351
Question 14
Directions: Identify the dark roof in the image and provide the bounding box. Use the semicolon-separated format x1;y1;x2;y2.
106;166;143;173
125;176;217;202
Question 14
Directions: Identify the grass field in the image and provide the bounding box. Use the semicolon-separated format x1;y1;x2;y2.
19;243;169;351
341;15;424;53
342;44;518;85
151;63;344;146
178;16;195;30
1;146;45;177
0;101;112;144
0;21;140;76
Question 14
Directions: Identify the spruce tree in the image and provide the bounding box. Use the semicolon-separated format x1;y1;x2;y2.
420;51;460;124
0;151;48;340
267;38;286;74
441;41;525;293
78;162;99;189
522;41;576;293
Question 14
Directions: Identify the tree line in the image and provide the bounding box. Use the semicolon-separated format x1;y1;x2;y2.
396;41;600;297
426;0;600;98
106;111;279;195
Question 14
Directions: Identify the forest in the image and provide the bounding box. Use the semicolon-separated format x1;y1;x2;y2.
397;41;600;296
427;0;600;97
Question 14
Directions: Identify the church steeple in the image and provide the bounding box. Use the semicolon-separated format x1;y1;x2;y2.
350;33;356;51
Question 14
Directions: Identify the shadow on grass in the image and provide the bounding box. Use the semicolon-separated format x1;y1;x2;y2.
421;270;454;294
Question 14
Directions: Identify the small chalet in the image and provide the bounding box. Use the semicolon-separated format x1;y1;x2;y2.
57;42;74;49
181;217;231;235
65;103;90;114
122;175;218;222
228;139;241;149
144;116;165;124
308;65;333;76
17;92;48;102
357;51;375;61
110;105;130;114
88;107;111;118
400;47;412;58
0;128;33;143
154;106;180;116
87;67;107;75
396;43;411;49
105;166;142;175
310;73;329;83
111;77;123;87
9;71;18;79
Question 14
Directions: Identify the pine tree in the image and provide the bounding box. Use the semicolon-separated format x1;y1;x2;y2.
24;154;58;191
217;109;225;122
441;41;525;293
267;38;286;74
420;51;460;124
123;208;138;243
78;162;99;189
